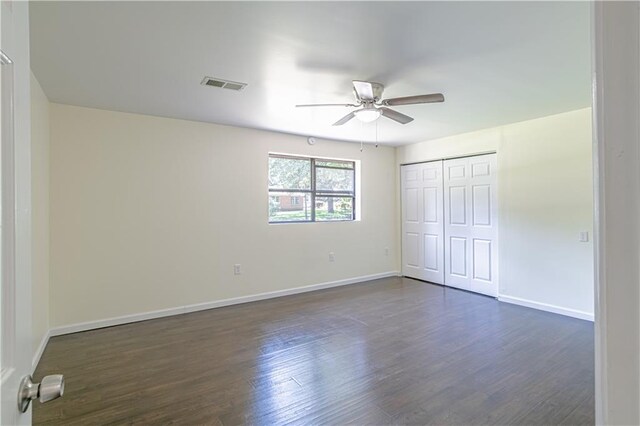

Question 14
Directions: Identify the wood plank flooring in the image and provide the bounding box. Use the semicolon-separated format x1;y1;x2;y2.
34;277;594;425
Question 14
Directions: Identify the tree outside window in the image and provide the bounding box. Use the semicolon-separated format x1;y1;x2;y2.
268;154;356;223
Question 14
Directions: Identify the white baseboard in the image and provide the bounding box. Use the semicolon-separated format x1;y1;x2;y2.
498;294;594;321
32;329;51;373
50;271;400;337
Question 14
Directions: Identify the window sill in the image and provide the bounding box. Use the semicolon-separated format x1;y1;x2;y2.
269;219;358;225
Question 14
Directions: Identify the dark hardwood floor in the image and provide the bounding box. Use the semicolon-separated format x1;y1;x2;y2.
34;277;594;425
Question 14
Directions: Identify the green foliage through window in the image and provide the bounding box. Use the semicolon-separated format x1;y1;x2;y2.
268;154;356;223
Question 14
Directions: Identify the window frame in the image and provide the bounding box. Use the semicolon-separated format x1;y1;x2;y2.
268;153;356;223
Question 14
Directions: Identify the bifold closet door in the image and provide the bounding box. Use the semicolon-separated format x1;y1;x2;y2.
443;154;498;296
401;161;445;284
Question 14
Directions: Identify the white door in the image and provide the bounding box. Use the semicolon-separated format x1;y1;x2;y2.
1;4;34;423
401;161;445;284
443;154;498;296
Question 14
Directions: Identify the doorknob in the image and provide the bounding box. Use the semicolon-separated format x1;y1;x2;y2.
17;374;64;413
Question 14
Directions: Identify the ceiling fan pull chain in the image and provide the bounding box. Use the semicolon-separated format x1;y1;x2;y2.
375;120;379;148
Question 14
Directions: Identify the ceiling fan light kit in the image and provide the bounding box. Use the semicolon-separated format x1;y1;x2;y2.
354;108;381;123
296;80;444;126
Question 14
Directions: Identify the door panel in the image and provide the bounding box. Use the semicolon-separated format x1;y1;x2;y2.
401;162;444;284
423;167;438;181
448;164;466;179
405;188;419;222
472;162;490;177
405;233;419;267
424;234;439;271
443;154;498;296
450;237;467;276
423;188;438;222
449;186;466;224
472;185;491;225
473;239;492;281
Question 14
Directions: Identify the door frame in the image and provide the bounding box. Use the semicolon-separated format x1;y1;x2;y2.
592;2;640;424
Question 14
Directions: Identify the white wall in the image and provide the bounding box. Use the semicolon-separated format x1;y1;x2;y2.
30;72;49;365
397;108;594;319
49;104;398;328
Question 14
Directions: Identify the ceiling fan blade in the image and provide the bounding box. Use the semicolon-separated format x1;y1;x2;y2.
333;111;356;126
352;80;374;101
379;107;414;124
296;103;358;108
382;93;445;106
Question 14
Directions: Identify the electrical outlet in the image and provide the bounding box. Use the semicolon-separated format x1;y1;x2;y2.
384;247;390;256
579;231;589;242
234;264;242;275
329;252;335;262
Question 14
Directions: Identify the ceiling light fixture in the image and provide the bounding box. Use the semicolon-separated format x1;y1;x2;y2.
354;107;381;123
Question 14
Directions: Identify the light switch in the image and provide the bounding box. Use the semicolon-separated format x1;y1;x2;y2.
579;231;589;242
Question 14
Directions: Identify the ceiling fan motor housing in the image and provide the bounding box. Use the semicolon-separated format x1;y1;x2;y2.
370;82;385;102
353;81;385;103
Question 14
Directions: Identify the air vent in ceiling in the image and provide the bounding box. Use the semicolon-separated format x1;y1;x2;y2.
201;76;247;91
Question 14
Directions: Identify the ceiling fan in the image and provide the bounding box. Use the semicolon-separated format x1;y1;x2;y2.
296;80;444;126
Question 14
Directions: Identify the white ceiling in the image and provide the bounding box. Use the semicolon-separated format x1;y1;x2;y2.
30;1;591;146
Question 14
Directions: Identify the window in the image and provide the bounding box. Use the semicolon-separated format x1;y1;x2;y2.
269;154;356;223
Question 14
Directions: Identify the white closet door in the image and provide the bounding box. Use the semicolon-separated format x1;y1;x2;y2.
401;161;444;284
443;153;498;296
